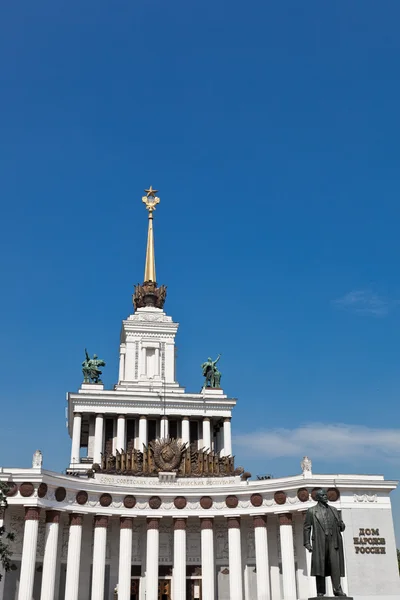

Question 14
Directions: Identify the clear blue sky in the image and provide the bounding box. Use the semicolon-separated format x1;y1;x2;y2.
2;1;400;537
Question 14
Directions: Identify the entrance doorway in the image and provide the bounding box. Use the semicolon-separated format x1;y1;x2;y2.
130;578;140;600
158;579;171;600
186;578;202;600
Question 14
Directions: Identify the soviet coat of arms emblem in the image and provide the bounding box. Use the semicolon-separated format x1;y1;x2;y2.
150;438;186;472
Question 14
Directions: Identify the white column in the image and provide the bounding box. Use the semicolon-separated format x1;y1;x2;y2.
203;418;211;450
91;515;108;600
70;412;82;465
118;517;133;600
93;413;104;465
253;515;270;600
40;511;61;600
64;514;84;600
118;346;126;381
278;513;296;600
227;517;243;600
116;415;126;451
201;518;215;600
181;417;190;445
18;507;41;600
146;518;160;600
223;417;232;456
161;416;169;439
139;416;148;450
173;519;186;600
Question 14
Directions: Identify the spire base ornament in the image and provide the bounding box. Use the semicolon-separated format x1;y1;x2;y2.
133;281;167;310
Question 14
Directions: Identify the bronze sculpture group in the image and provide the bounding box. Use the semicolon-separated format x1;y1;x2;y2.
82;349;106;384
201;354;222;388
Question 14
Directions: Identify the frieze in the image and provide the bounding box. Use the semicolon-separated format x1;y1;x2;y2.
94;474;237;486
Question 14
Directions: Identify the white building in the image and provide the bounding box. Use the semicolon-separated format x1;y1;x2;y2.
1;188;399;600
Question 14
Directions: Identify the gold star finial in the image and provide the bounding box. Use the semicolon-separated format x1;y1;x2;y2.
144;185;158;198
142;186;160;213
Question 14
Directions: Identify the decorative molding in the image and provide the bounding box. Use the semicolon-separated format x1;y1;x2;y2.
70;513;84;526
174;496;187;509
225;495;239;508
147;517;160;530
45;510;61;524
311;487;323;501
200;496;213;509
274;490;287;505
99;493;112;507
123;495;136;509
55;487;66;502
120;517;134;529
38;483;48;499
149;496;162;509
227;516;241;529
327;487;340;502
93;515;109;528
25;507;41;521
76;490;88;505
19;482;34;497
253;515;267;528
297;488;309;503
354;493;377;503
250;493;263;507
173;518;187;530
278;513;292;526
200;518;214;530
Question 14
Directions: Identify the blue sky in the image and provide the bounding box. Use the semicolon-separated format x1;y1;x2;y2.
2;1;400;537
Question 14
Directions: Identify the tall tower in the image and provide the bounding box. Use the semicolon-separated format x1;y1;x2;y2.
116;186;179;391
67;187;236;473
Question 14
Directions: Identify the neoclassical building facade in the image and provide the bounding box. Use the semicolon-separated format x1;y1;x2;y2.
1;188;399;600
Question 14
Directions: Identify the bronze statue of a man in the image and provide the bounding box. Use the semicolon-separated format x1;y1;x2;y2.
303;488;347;597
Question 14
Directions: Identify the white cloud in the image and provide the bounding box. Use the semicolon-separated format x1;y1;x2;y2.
334;290;389;317
234;423;400;462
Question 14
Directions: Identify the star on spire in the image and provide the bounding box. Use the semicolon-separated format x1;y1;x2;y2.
144;185;158;198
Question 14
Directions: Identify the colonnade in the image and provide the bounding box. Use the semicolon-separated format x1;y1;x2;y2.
70;413;233;465
16;507;306;600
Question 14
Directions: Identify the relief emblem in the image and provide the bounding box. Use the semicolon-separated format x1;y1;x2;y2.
150;438;186;472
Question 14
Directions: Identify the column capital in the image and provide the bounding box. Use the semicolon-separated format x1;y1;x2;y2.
253;514;267;528
147;517;160;530
278;512;293;525
69;513;84;526
226;516;240;529
94;515;109;528
120;517;134;529
140;415;147;420
45;510;61;524
224;417;231;423
173;518;187;530
200;517;214;530
182;416;189;421
24;507;41;521
95;413;104;418
73;412;82;417
203;417;210;422
118;414;125;419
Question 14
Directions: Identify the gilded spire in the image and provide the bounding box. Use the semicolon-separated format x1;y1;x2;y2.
142;186;160;282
